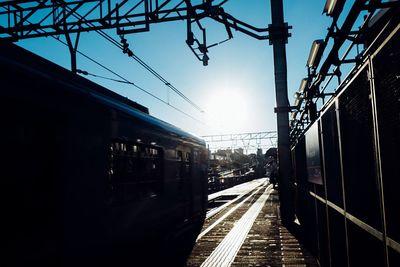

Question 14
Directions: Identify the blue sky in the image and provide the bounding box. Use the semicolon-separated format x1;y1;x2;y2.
12;1;338;137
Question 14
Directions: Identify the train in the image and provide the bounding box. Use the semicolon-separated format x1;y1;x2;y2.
207;166;255;193
0;42;208;266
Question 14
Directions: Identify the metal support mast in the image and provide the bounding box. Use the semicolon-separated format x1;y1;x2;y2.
269;0;294;226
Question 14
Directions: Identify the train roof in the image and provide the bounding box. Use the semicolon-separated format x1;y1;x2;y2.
0;42;205;146
0;42;149;114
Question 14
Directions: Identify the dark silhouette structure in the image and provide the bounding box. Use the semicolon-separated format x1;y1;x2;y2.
1;42;208;266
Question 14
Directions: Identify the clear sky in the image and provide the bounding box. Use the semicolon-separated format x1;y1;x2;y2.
13;1;337;137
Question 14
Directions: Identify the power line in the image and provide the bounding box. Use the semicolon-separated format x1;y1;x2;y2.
54;36;205;125
76;68;205;124
62;5;205;113
1;7;206;125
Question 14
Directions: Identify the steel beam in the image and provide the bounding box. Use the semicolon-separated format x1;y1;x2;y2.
269;0;294;226
202;131;277;154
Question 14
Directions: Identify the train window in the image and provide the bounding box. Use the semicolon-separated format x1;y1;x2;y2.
177;150;183;161
109;140;163;205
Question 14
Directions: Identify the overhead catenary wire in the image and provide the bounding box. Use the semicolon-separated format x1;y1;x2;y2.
60;36;207;125
1;7;206;125
75;68;205;124
62;5;205;113
55;36;206;125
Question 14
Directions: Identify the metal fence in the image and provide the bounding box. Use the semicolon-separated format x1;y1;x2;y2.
291;14;400;267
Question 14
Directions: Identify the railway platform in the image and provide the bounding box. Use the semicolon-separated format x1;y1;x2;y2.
186;178;318;267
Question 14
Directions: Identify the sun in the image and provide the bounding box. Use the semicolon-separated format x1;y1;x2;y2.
204;88;249;133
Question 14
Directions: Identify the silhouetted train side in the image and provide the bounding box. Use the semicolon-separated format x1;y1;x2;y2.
0;43;208;266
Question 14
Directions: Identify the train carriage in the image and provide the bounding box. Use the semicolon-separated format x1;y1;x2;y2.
0;42;208;266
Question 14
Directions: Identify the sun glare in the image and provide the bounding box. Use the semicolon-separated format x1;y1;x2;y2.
204;89;249;133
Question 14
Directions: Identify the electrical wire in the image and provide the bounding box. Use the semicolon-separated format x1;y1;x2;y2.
76;68;205;124
63;5;205;113
54;36;205;125
1;7;206;125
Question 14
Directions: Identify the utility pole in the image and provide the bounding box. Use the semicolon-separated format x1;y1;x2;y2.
269;0;294;227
